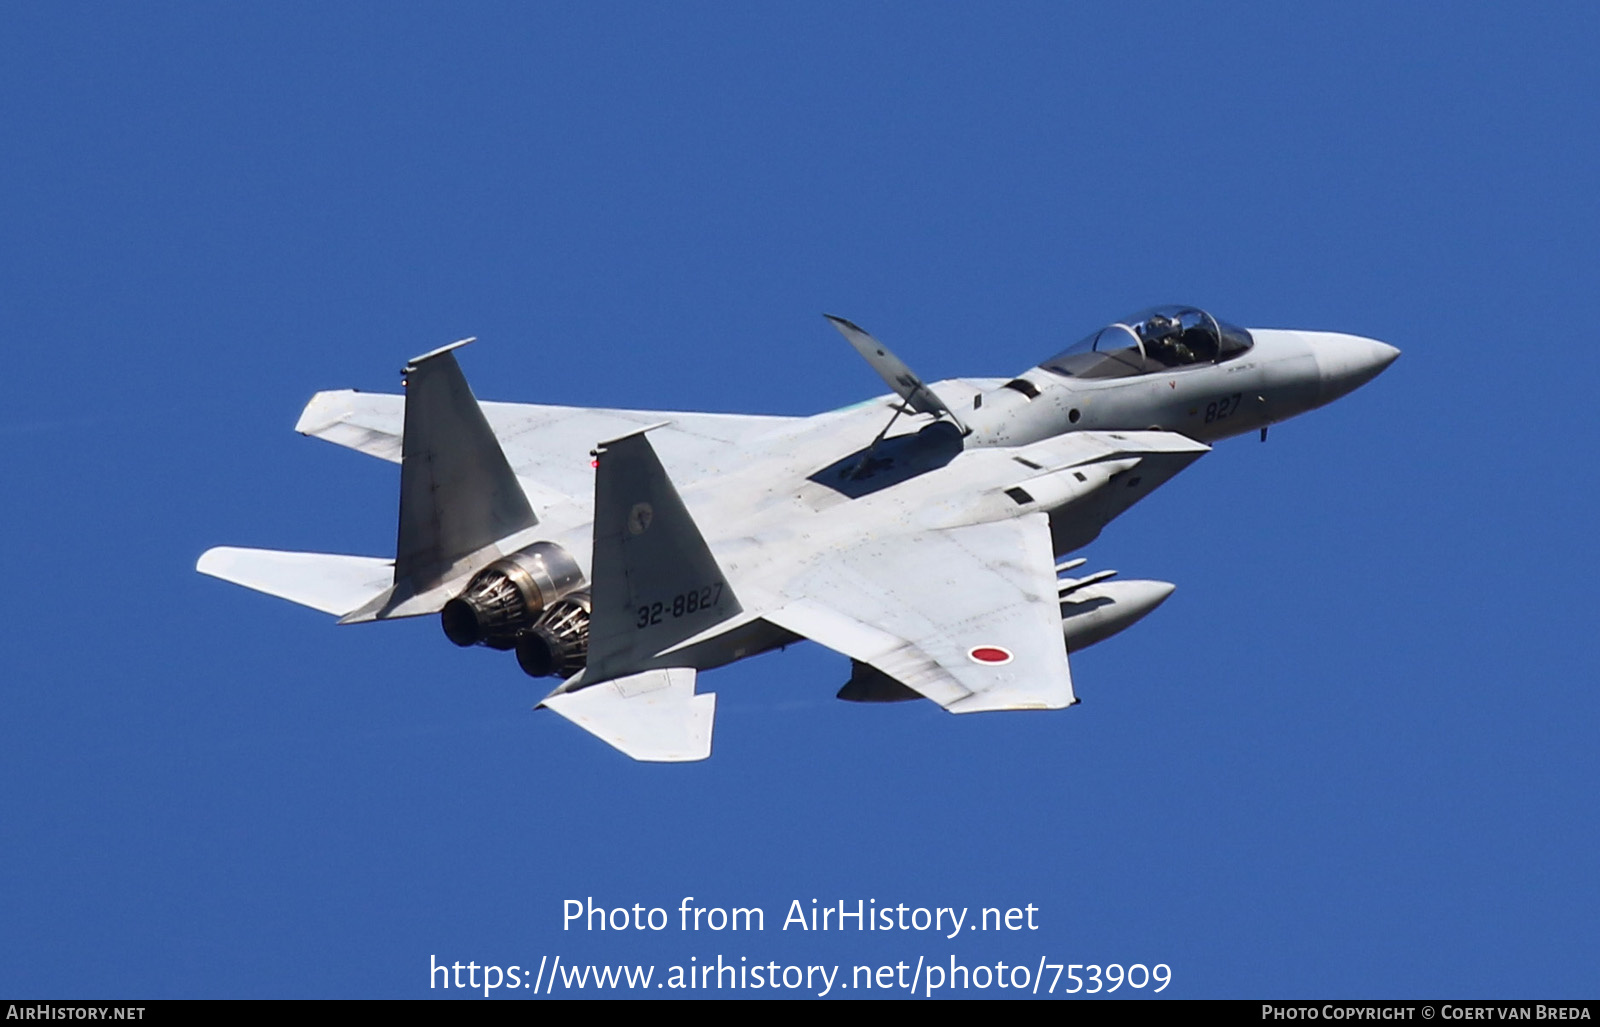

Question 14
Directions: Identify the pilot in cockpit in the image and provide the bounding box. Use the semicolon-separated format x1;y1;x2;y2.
1140;313;1194;366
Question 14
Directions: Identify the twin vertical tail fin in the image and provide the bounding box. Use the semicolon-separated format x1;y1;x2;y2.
200;340;730;762
394;339;538;590
577;427;742;683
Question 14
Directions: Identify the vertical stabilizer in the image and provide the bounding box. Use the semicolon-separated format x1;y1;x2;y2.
395;340;538;589
581;429;741;682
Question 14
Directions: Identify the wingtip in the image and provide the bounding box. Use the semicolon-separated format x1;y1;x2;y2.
195;546;227;574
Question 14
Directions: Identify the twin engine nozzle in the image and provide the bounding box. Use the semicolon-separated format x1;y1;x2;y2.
439;542;591;679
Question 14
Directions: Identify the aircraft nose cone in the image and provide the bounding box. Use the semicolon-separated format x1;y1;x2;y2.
1311;333;1400;403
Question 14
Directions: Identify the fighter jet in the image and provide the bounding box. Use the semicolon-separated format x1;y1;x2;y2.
198;305;1397;761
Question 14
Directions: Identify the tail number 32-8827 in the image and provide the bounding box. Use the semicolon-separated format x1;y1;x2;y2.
636;582;724;629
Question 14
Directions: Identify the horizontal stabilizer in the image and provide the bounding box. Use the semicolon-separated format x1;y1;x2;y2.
196;547;393;617
541;669;714;762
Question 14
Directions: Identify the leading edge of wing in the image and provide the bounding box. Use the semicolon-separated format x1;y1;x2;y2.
295;390;800;502
763;513;1074;713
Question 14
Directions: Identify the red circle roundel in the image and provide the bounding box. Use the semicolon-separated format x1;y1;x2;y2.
967;645;1014;665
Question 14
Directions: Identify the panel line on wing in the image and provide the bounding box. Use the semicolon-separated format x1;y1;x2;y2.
765;513;1073;712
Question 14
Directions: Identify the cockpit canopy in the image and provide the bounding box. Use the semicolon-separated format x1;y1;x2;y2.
1041;306;1254;380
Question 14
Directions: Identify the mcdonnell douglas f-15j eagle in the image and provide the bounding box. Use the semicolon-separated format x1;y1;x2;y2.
199;306;1398;761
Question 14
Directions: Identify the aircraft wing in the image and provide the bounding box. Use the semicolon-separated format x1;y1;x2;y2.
295;390;800;505
763;512;1074;712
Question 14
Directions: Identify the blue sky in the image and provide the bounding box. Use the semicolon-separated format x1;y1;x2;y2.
3;2;1596;998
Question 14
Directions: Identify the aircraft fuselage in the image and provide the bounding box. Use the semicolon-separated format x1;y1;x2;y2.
962;327;1397;448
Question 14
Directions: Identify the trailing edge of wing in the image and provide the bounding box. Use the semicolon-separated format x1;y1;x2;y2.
196;547;394;618
541;669;714;762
